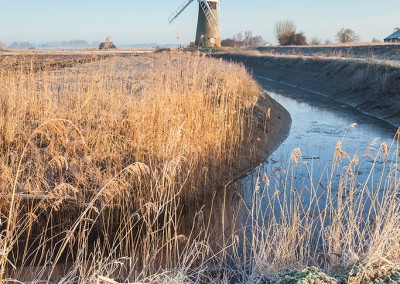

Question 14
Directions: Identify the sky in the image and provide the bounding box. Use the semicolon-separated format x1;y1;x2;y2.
0;0;399;45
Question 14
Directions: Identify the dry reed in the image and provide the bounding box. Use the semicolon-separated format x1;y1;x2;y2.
0;52;398;283
237;132;400;283
0;52;264;282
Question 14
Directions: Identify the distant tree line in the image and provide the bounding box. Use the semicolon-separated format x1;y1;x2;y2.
221;21;382;47
60;40;91;47
8;42;35;49
39;41;101;48
222;22;365;47
222;31;264;47
273;20;364;46
6;40;102;49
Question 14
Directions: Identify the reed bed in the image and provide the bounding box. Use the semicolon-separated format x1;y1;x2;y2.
0;52;398;283
236;130;400;283
0;53;264;282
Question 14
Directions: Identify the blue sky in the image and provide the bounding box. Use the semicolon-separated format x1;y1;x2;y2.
0;0;399;45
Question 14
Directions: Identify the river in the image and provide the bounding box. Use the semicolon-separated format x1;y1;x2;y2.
216;73;399;280
238;74;398;225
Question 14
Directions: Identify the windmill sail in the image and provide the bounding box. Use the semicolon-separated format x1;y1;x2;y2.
169;0;195;24
199;0;219;31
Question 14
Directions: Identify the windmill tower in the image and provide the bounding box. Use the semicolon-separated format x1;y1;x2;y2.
169;0;221;48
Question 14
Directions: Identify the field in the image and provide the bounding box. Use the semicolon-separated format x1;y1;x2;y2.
0;50;399;283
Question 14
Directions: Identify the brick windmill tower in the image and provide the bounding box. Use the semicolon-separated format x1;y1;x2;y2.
169;0;221;48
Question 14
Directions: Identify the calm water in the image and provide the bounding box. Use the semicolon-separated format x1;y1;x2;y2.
240;75;398;209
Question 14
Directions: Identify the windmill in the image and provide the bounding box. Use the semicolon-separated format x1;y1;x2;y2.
169;0;221;48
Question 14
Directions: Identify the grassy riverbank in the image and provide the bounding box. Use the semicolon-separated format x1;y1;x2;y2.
0;51;398;283
215;50;400;127
0;52;291;282
257;43;400;62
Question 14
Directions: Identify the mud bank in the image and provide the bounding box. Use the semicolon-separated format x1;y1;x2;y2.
215;53;400;127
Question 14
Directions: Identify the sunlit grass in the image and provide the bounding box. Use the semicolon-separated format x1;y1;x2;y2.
0;52;398;283
0;52;264;282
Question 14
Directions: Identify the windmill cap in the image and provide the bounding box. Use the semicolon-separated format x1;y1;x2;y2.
198;0;220;3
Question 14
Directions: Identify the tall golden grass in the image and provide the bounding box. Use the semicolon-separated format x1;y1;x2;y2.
0;52;265;282
0;52;399;283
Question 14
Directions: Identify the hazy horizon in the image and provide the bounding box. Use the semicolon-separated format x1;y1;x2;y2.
1;0;399;45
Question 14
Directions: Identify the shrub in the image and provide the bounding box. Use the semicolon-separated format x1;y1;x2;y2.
274;20;308;45
274;19;296;45
221;38;242;47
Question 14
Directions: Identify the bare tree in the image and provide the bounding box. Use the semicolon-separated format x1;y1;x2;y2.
274;20;307;45
274;20;296;45
310;37;321;45
248;36;264;47
233;32;243;43
0;42;5;50
335;28;360;43
243;30;253;46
